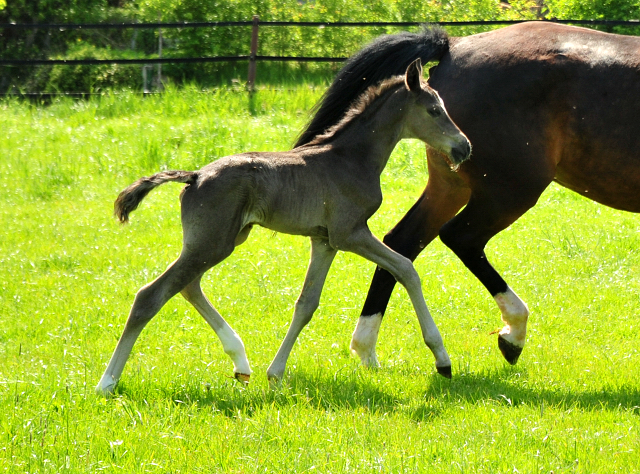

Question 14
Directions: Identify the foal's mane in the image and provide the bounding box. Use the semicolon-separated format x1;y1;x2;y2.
294;26;449;148
299;76;407;148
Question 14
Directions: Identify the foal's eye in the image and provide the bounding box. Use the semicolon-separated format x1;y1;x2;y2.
428;106;442;118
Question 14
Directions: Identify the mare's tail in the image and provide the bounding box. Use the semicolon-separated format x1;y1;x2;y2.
294;26;449;147
114;170;197;223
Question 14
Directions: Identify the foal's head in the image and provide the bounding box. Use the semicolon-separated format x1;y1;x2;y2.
402;59;471;166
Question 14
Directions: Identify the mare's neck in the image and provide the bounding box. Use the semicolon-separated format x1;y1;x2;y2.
331;88;409;175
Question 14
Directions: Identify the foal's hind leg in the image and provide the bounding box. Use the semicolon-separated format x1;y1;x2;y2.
181;277;251;383
352;156;469;367
267;238;337;384
96;254;212;395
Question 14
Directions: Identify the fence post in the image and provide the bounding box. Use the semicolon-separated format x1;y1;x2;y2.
142;64;153;93
157;15;164;92
247;15;259;91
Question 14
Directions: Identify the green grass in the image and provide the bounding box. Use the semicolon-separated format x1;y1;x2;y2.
1;88;639;473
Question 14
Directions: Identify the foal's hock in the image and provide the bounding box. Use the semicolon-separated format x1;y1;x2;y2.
96;59;471;395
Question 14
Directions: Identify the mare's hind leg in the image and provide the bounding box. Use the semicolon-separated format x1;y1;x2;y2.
181;277;252;383
267;238;337;384
438;185;549;365
352;155;469;367
96;253;215;395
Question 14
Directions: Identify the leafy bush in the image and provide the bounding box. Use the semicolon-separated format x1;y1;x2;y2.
1;0;639;92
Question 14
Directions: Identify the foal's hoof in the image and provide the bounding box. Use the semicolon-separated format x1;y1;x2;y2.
95;384;116;397
436;365;452;379
498;335;523;365
267;375;282;390
234;372;251;385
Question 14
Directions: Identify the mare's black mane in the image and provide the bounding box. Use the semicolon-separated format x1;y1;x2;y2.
294;26;449;148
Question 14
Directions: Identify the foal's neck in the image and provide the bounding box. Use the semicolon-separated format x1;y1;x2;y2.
330;87;409;175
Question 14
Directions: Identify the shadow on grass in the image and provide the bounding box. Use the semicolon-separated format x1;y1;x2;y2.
428;365;638;404
115;364;640;420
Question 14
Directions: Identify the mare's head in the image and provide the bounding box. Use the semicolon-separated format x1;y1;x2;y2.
402;59;471;166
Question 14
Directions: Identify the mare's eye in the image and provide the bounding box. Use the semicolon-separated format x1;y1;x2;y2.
428;106;442;117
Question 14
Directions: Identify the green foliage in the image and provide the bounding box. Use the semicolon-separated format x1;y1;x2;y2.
546;0;640;33
1;0;639;91
28;42;144;93
0;0;540;93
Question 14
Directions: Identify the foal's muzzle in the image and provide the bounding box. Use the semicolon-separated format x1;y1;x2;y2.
451;140;472;165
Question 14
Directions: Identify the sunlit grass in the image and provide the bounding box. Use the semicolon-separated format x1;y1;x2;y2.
1;89;639;473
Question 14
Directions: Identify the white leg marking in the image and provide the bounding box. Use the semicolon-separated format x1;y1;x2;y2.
339;228;450;371
95;328;142;396
495;287;529;348
96;373;118;396
216;324;252;377
191;298;252;378
350;314;382;368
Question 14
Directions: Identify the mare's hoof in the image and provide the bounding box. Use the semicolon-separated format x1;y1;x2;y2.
498;335;523;365
436;365;452;379
234;373;251;385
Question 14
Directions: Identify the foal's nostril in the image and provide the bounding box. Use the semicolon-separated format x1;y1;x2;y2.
451;141;472;164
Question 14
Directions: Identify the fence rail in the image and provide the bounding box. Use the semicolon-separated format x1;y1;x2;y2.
1;18;639;30
1;18;639;94
1;18;639;68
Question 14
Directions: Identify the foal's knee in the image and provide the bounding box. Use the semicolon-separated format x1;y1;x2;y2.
394;256;421;289
127;284;165;327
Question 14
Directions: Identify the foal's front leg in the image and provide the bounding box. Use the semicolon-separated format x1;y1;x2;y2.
267;238;337;384
340;226;452;377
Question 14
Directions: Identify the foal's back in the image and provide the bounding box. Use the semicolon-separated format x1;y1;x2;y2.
184;146;358;240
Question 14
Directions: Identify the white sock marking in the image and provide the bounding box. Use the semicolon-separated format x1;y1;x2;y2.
494;287;529;347
350;313;382;367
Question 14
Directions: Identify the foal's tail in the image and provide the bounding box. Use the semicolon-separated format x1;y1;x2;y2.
294;25;449;147
114;170;197;223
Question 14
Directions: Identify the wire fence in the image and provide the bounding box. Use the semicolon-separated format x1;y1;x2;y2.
2;18;639;67
1;18;639;96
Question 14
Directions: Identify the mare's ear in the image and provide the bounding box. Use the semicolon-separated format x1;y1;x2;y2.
405;58;423;93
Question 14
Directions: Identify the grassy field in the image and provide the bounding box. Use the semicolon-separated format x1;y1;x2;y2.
1;87;639;473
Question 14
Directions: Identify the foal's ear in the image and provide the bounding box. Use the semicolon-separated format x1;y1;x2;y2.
405;58;423;93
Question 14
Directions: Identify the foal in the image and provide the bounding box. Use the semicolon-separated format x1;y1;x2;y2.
96;59;471;395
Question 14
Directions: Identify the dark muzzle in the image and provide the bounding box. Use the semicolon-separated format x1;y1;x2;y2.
451;140;472;165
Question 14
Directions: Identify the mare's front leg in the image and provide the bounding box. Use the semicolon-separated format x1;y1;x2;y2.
181;277;251;383
438;181;549;364
267;238;337;384
339;226;451;377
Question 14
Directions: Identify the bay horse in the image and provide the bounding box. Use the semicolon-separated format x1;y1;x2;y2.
295;22;640;369
95;60;471;395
